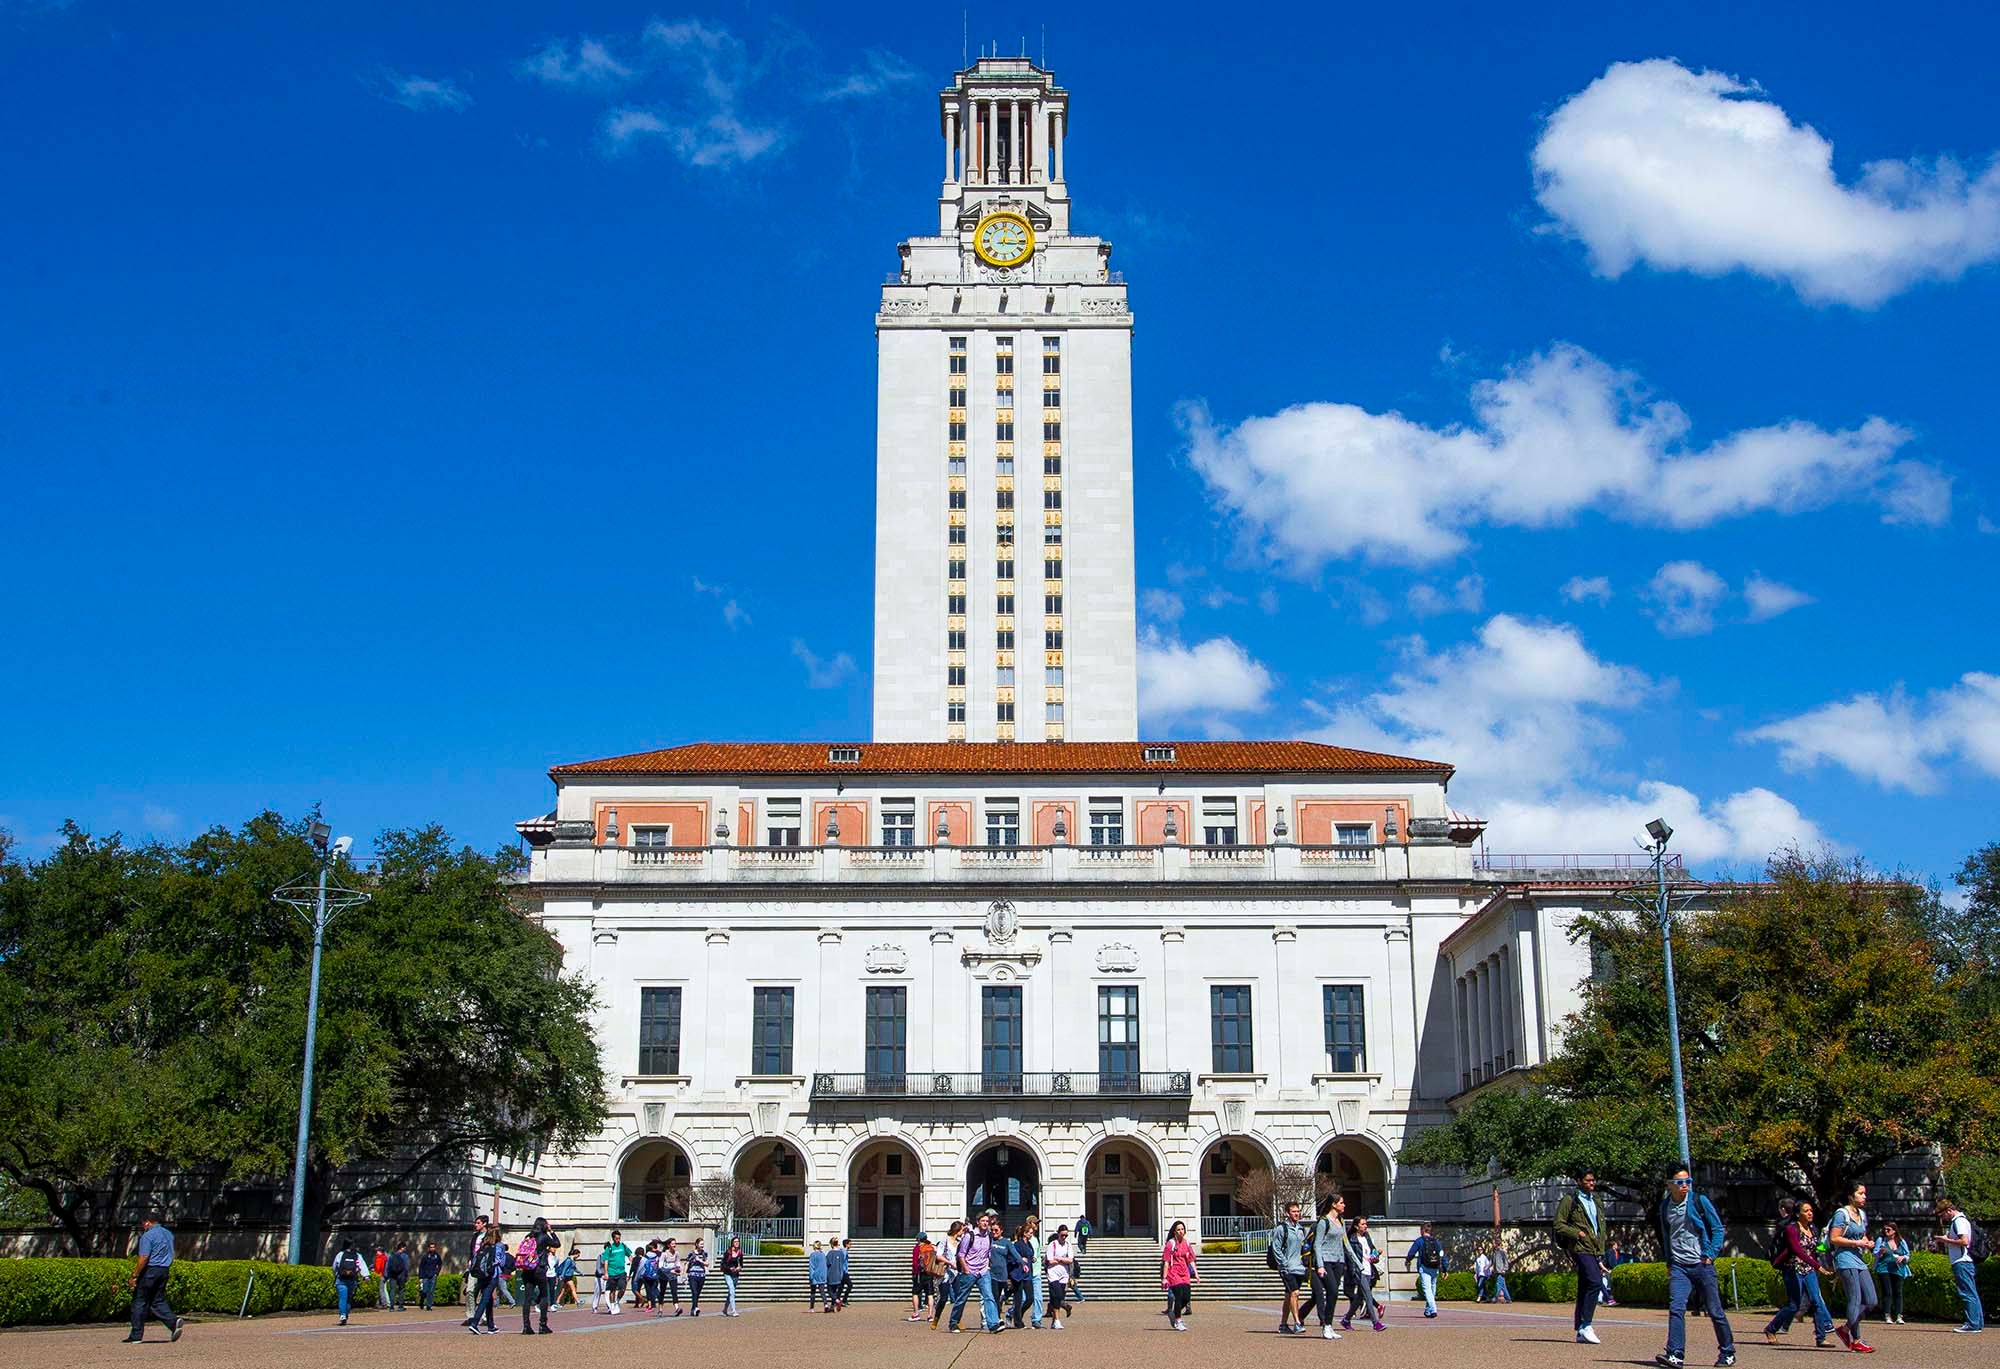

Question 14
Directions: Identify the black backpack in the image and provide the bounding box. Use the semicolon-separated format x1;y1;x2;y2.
1765;1222;1791;1265
1972;1224;1993;1262
336;1251;361;1280
1419;1236;1444;1269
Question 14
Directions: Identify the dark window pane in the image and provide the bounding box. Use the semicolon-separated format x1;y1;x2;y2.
752;986;794;1075
639;987;681;1075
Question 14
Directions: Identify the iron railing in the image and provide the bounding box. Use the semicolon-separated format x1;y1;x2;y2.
810;1070;1191;1099
1199;1215;1272;1239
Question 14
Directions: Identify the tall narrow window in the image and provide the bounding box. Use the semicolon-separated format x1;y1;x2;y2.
1098;985;1139;1086
982;986;1024;1091
751;987;794;1074
986;799;1020;845
881;801;916;846
1089;800;1124;846
1323;985;1367;1073
1210;985;1254;1073
765;799;801;847
638;987;682;1075
865;986;907;1088
1202;796;1238;846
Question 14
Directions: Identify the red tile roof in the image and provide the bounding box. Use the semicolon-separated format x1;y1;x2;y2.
551;740;1452;779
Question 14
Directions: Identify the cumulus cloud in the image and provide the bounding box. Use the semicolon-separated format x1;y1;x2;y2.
692;575;750;629
790;639;857;689
366;69;473;113
1744;672;2000;794
1307;614;1825;864
1533;58;2000;306
1183;343;1943;568
1644;560;1729;636
819;49;918;100
1561;575;1614;605
1137;628;1274;730
1408;574;1485;618
1139;588;1185;623
1742;574;1813;622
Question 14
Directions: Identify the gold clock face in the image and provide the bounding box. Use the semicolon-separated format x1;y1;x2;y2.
973;211;1034;267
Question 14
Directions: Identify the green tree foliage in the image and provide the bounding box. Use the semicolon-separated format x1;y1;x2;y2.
1401;850;2000;1213
0;814;606;1256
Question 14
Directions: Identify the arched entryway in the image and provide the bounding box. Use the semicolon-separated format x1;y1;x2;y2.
1315;1137;1389;1217
734;1139;807;1238
965;1139;1040;1232
849;1139;923;1238
1197;1135;1281;1238
1082;1138;1158;1238
618;1139;693;1223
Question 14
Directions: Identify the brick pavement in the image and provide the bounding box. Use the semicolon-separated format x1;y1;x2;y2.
7;1297;1982;1367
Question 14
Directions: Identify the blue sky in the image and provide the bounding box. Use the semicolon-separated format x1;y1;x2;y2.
3;1;1996;890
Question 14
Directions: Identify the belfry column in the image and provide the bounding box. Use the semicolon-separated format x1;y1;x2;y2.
1052;108;1065;182
1011;100;1022;184
945;107;958;181
984;98;996;184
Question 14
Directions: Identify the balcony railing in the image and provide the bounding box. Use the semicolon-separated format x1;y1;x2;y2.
731;1216;804;1241
1474;852;1689;879
810;1070;1191;1099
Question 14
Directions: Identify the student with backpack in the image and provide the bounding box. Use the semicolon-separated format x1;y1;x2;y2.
1007;1222;1035;1328
1553;1169;1609;1346
1934;1195;1987;1333
384;1242;411;1310
461;1229;502;1334
331;1239;366;1326
1403;1221;1447;1317
685;1238;710;1314
633;1242;659;1312
720;1236;746;1316
1825;1183;1878;1352
1655;1166;1736;1369
659;1237;685;1316
555;1248;579;1306
932;1220;968;1330
1312;1193;1350;1339
1269;1200;1310;1335
516;1219;554;1334
909;1232;940;1321
1044;1224;1075;1330
1161;1220;1199;1332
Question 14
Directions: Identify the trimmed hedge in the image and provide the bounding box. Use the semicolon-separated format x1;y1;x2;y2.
0;1259;463;1328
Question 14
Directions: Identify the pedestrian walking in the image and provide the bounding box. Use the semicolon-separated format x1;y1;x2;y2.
720;1235;745;1315
841;1237;857;1307
909;1231;939;1321
1314;1192;1350;1339
373;1245;390;1308
599;1229;632;1315
1402;1221;1447;1318
961;1211;1003;1332
1341;1216;1386;1331
460;1228;501;1334
1023;1215;1046;1328
1162;1219;1199;1332
122;1209;185;1344
1654;1166;1737;1369
1826;1183;1878;1352
385;1242;410;1310
659;1237;684;1315
826;1236;848;1311
1763;1199;1823;1345
1474;1248;1493;1302
1602;1240;1624;1306
418;1242;443;1310
934;1219;969;1330
634;1242;658;1312
1874;1223;1910;1325
465;1215;488;1312
1491;1241;1511;1303
333;1238;367;1327
1934;1196;1986;1333
1270;1199;1310;1335
808;1241;830;1311
516;1218;554;1334
556;1248;579;1305
1044;1224;1075;1330
1008;1222;1035;1327
686;1238;710;1315
1554;1168;1609;1345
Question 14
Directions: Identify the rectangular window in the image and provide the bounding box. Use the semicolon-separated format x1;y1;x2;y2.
996;419;1015;441
1045;701;1063;723
1323;985;1367;1074
948;525;967;546
865;986;907;1085
1047;665;1063;685
947;664;966;686
947;699;967;723
948;557;967;579
766;798;801;847
949;354;967;375
995;665;1015;686
996;558;1015;579
948;488;967;510
632;825;672;850
1043;386;1061;405
1089;800;1123;846
1045;594;1063;614
985;799;1020;846
1044;628;1063;649
996;594;1015;614
996;700;1015;723
1043;420;1062;441
1044;488;1063;509
982;985;1023;1090
997;629;1015;649
1202;796;1238;847
996;455;1014;476
1044;524;1062;544
996;522;1015;545
1043;455;1062;475
1336;823;1373;846
947;627;966;650
995;353;1014;375
1042;353;1061;375
948;386;967;407
1044;558;1063;578
996;488;1015;510
947;593;967;614
1098;985;1140;1085
1211;984;1254;1073
639;987;682;1075
948;420;967;442
881;803;916;846
948;456;967;476
751;987;794;1074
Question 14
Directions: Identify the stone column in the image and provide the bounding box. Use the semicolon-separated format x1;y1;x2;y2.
1028;99;1040;181
1052;108;1065;182
945;107;958;181
1011;99;1022;183
984;98;996;184
961;98;972;184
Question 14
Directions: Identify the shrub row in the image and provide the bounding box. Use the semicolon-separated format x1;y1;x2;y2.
1438;1253;2000;1322
0;1259;463;1328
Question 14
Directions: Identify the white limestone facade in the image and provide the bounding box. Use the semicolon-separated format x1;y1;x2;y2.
873;58;1137;743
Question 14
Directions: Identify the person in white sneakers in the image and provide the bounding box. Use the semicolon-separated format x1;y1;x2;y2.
1554;1169;1608;1345
599;1230;633;1314
1044;1225;1075;1329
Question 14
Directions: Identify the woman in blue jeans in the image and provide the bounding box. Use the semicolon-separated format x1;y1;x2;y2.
1763;1200;1834;1346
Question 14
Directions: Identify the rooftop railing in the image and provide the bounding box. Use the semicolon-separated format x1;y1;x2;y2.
809;1070;1192;1099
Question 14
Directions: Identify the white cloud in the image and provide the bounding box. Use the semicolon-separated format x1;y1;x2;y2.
1561;574;1614;605
1183;343;1942;568
1408;574;1485;618
1137;628;1274;730
367;69;473;113
1744;672;2000;794
1644;559;1729;636
691;575;750;629
1307;614;1826;864
521;36;635;88
1139;589;1185;623
790;639;856;689
1533;58;2000;307
1742;574;1813;622
818;49;918;100
1979;515;1999;535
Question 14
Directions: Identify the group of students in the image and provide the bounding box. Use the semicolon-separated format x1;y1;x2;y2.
591;1228;747;1318
1267;1191;1390;1337
807;1236;857;1309
326;1237;446;1322
1554;1165;1989;1368
903;1210;1083;1332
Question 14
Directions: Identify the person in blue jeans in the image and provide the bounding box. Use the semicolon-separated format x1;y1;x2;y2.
331;1239;367;1326
1656;1168;1735;1369
1936;1197;1985;1333
964;1211;1005;1332
1762;1200;1832;1346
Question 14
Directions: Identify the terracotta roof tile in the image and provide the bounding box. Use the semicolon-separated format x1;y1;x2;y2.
550;740;1452;779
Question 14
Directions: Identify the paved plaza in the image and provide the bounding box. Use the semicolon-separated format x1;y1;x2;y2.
7;1299;1980;1368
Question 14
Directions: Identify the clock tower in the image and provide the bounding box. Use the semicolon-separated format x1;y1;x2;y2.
872;57;1137;744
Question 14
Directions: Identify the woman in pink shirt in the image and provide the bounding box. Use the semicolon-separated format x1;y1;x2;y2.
1161;1220;1199;1332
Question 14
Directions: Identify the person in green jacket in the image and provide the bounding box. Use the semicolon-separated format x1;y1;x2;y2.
1553;1169;1608;1346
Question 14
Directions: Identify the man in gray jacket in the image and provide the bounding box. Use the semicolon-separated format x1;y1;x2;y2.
1270;1201;1310;1335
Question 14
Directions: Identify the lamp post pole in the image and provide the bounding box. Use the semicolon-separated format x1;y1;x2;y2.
275;825;368;1266
1651;831;1693;1169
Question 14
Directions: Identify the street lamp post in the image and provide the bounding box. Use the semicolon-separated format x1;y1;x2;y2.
1644;818;1693;1169
274;821;368;1265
